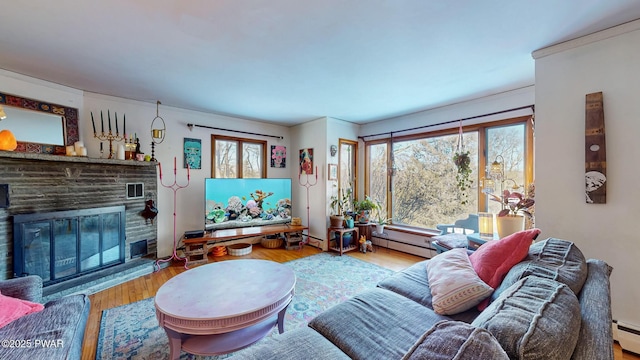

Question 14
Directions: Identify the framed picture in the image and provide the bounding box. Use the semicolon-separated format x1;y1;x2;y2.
183;138;202;169
299;148;314;175
328;164;338;180
271;145;286;168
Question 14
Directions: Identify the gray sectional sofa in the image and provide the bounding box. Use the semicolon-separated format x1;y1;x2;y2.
232;238;614;360
0;275;90;359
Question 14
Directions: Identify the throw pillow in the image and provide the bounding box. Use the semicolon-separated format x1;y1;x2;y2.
0;291;44;328
426;248;493;315
469;228;540;310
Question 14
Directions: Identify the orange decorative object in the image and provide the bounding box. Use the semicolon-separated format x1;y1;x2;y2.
211;246;227;257
0;129;17;151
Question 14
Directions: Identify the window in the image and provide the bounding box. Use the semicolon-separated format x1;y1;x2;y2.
365;116;533;229
212;135;267;178
339;139;357;211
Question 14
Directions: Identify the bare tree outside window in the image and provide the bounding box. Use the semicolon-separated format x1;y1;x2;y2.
391;132;478;229
212;135;266;178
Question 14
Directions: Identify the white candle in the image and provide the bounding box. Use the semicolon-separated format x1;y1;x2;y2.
66;145;75;156
74;141;84;154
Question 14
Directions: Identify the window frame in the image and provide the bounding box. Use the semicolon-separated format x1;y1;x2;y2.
364;116;533;229
211;134;267;178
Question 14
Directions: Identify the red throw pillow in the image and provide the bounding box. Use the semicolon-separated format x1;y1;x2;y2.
0;291;44;328
469;228;541;309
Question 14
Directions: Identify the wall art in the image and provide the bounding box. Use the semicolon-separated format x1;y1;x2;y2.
184;137;202;169
271;145;286;168
299;148;314;175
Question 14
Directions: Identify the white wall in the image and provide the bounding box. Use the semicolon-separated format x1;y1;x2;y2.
360;86;535;139
0;69;83;112
290;118;328;248
534;22;640;328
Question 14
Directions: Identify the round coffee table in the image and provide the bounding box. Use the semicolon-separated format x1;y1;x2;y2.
155;259;296;359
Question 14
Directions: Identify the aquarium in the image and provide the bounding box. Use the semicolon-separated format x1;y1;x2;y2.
204;178;292;230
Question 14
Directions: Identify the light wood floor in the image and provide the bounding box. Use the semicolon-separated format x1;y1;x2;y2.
81;245;638;360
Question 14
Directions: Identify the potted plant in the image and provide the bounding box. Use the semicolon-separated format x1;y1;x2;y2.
329;188;352;228
372;199;391;233
453;150;473;205
353;196;378;223
490;189;535;238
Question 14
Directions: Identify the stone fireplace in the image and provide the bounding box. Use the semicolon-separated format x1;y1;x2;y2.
0;151;158;295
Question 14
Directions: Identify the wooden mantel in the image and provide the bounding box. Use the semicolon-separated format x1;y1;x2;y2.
0;150;157;167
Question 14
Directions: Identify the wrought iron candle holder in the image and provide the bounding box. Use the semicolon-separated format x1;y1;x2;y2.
92;110;126;159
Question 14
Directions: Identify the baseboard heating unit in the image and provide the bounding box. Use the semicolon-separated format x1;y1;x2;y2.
615;321;640;355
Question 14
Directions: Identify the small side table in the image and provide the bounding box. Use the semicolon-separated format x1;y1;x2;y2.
355;222;374;241
327;227;359;256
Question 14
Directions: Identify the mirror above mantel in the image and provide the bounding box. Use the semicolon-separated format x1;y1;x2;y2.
0;91;79;154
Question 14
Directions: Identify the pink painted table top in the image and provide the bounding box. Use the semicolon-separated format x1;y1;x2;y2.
155;259;296;322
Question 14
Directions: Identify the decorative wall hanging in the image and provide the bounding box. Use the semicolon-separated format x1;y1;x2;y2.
299;148;314;175
585;92;606;204
183;138;202;169
150;101;166;162
271;145;286;168
328;164;338;180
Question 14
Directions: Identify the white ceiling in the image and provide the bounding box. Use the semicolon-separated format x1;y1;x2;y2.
2;1;640;125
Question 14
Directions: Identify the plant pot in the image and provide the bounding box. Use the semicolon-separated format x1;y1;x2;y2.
496;215;525;238
358;210;371;223
330;215;344;228
375;224;385;234
342;233;353;248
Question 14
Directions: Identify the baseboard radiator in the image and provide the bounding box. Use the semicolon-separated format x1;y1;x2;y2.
614;320;640;355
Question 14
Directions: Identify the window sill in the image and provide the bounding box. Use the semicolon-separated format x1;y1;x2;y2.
384;225;441;238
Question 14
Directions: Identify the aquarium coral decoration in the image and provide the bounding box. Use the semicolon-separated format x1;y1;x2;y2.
205;186;291;226
250;189;274;208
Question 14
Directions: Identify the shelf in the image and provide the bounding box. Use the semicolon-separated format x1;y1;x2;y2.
329;245;357;253
0;150;156;166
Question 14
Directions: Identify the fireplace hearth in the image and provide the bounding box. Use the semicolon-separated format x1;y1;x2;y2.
13;206;126;286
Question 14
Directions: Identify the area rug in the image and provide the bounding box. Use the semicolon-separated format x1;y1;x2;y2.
96;252;395;359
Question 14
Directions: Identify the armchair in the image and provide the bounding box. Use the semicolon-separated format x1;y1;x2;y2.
433;214;479;254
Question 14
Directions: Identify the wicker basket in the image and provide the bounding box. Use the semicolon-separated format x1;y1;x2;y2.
261;237;284;249
227;243;252;256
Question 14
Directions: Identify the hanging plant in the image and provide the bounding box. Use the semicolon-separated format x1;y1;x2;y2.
453;151;472;204
453;120;472;204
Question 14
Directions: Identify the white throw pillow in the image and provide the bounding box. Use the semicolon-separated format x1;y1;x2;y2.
426;248;493;315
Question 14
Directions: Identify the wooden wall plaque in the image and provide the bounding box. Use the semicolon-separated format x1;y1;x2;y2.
585;92;606;204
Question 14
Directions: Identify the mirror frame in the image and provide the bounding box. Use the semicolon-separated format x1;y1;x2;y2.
0;91;79;155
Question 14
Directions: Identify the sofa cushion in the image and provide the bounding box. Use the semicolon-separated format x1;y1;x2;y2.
402;320;509;360
309;288;449;359
492;238;587;302
472;276;581;360
426;248;493;315
0;292;44;328
469;228;540;310
377;260;481;323
0;294;90;359
230;326;351;359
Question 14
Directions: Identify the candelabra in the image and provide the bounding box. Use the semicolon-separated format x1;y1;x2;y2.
154;157;190;271
298;166;320;249
91;110;125;159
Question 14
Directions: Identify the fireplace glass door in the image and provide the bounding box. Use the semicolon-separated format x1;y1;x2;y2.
14;206;125;286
